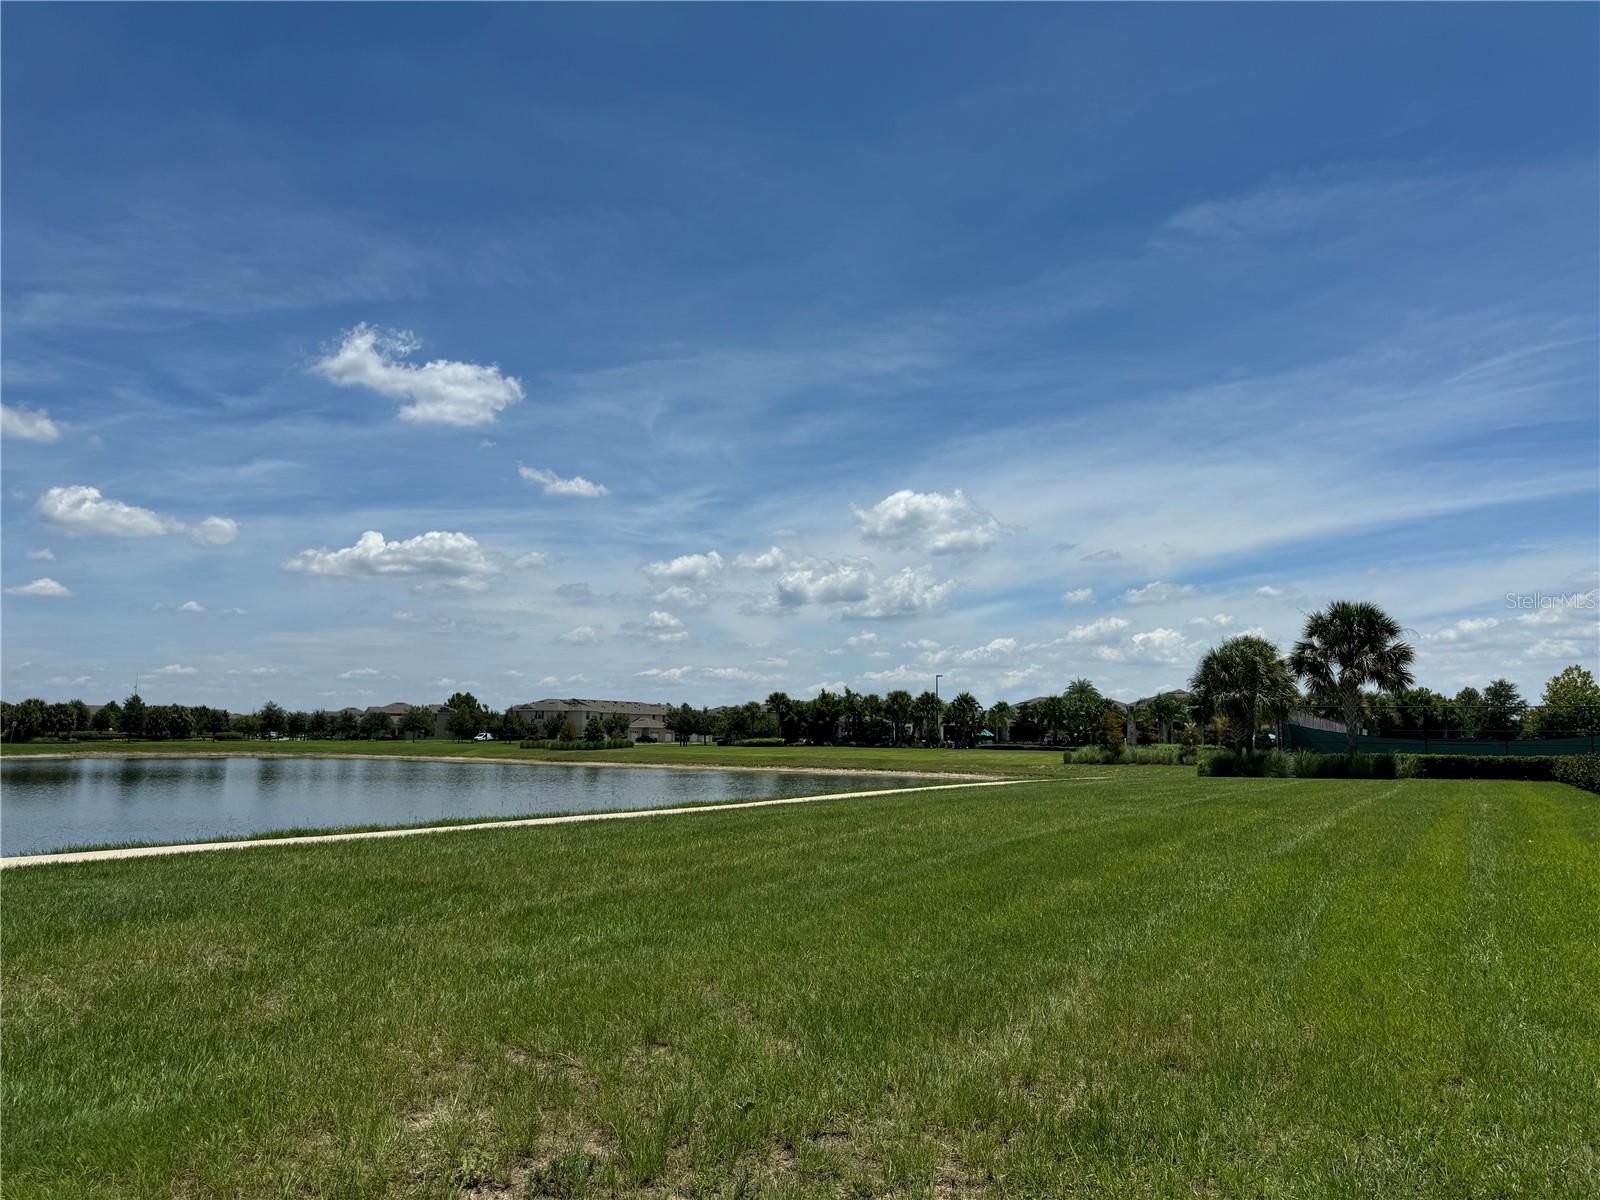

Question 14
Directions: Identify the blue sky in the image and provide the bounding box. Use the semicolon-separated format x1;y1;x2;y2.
3;5;1596;710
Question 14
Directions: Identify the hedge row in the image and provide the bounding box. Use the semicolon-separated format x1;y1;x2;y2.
518;738;633;751
1197;749;1565;780
732;738;786;747
1553;753;1600;794
1065;744;1196;766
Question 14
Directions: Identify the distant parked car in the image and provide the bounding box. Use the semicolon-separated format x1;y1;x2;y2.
474;732;495;741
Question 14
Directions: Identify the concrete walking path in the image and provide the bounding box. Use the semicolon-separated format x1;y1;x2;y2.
1;777;1098;870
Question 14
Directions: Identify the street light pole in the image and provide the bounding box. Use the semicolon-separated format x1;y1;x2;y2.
935;674;943;747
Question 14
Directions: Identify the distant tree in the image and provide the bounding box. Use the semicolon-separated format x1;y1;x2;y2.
42;702;76;738
1146;692;1185;744
1099;709;1126;753
1451;687;1484;738
807;691;845;744
1481;678;1526;742
584;713;606;742
945;692;984;748
604;711;632;739
1288;601;1415;755
121;693;148;739
841;688;866;744
233;713;263;737
1191;635;1297;752
1033;695;1068;743
357;710;389;740
164;705;196;740
92;700;121;733
765;692;795;742
66;699;91;732
257;701;287;739
542;712;568;740
402;705;437;740
986;700;1015;742
334;709;360;739
286;710;311;740
884;690;914;746
308;709;333;739
911;690;944;746
1529;665;1600;738
861;692;887;744
1062;679;1105;746
444;692;486;740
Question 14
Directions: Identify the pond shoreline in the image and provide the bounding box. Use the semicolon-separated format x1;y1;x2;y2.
3;750;990;781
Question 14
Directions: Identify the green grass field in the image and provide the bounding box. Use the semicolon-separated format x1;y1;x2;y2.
4;772;1596;1198
0;738;1072;778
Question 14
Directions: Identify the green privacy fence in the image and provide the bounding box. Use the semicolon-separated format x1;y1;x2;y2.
1284;722;1597;757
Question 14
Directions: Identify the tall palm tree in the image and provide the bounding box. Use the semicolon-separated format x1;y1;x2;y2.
1289;601;1415;755
884;690;914;746
987;700;1015;742
1189;635;1297;752
1146;691;1185;744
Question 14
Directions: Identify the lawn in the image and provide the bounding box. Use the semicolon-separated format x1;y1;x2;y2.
0;737;1072;778
3;773;1596;1199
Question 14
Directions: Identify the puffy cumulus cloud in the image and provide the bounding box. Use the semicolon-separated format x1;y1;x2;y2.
845;566;956;619
178;600;206;613
1127;628;1194;664
518;466;609;498
26;548;55;561
1256;585;1284;598
37;485;238;545
914;637;1019;667
560;625;601;645
313;324;523;427
5;577;71;598
999;664;1044;689
1122;581;1197;605
644;610;688;643
637;666;694;682
807;681;848;695
644;551;725;584
653;584;712;610
1064;616;1130;643
1188;613;1236;629
1;403;61;442
284;530;498;590
1062;588;1095;605
735;546;789;571
153;663;197;675
861;663;927;685
513;551;549;569
853;489;1006;554
774;559;873;607
846;631;878;646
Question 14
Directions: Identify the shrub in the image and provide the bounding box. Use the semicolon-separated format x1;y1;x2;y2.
63;730;125;742
210;731;246;740
733;738;786;747
1197;750;1561;780
1552;754;1600;794
518;738;633;751
1064;743;1194;766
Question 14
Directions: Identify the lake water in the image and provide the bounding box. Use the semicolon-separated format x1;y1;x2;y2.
0;756;922;856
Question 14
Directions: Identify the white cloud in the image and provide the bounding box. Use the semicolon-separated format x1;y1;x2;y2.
1;403;61;442
775;559;873;607
853;488;1005;554
1080;549;1122;563
26;548;55;561
560;625;600;645
846;566;956;619
518;466;609;498
313;324;523;427
644;551;725;584
861;664;927;685
248;667;277;676
1255;585;1284;598
645;611;688;642
1122;581;1197;605
653;584;712;609
538;675;561;687
1062;587;1095;605
846;631;879;646
637;666;694;682
1428;617;1501;643
284;530;498;590
1065;616;1130;643
178;600;206;613
1127;628;1193;664
735;546;789;571
513;551;549;569
1188;613;1235;629
5;577;72;598
807;681;848;695
339;668;381;679
37;485;237;544
153;663;197;675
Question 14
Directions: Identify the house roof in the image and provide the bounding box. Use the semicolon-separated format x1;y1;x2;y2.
512;697;670;716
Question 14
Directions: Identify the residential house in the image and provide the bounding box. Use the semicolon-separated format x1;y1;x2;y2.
509;698;673;742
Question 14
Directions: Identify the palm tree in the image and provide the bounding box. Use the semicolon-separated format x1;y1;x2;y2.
987;700;1015;742
912;690;944;746
1034;694;1068;744
1063;677;1105;745
1189;635;1297;752
765;691;794;742
1288;601;1415;755
1146;691;1185;744
946;692;984;747
884;690;914;746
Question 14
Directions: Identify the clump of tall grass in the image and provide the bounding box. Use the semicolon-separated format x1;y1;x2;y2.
1066;743;1194;766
